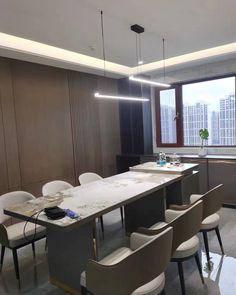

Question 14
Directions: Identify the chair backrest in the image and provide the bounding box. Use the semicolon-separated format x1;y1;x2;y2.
86;227;173;295
167;200;203;254
0;191;35;224
42;180;73;196
79;172;102;185
198;184;223;220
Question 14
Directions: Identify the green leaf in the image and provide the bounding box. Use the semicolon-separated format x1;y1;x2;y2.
199;128;209;140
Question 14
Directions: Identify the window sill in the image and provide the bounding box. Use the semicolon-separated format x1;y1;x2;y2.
154;146;236;156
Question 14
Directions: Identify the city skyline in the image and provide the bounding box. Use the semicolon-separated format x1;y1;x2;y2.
160;93;235;146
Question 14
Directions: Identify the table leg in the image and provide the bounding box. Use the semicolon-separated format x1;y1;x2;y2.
124;189;165;234
47;222;94;294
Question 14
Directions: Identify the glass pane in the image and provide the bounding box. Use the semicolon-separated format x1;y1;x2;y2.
183;77;235;146
160;89;177;144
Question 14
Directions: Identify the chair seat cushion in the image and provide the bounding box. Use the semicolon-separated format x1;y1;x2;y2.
7;222;46;248
201;213;220;230
172;235;199;259
132;273;165;295
81;247;165;295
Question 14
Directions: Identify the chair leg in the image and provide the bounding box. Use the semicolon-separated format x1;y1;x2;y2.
120;207;124;227
177;261;186;295
12;249;20;284
215;227;225;255
32;242;36;258
81;286;87;295
202;231;211;270
0;245;5;271
194;253;205;284
45;238;48;251
100;216;104;237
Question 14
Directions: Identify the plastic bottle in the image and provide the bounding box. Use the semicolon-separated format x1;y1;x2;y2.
158;151;166;166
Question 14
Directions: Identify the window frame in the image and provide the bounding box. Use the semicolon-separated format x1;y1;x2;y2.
155;74;236;148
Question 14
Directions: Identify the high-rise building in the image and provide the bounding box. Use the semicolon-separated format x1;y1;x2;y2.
160;105;176;143
219;93;235;145
183;103;208;145
211;111;220;145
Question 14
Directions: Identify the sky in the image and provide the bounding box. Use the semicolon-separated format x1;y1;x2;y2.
160;76;235;112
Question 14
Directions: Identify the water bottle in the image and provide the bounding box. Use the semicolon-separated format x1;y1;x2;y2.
158;151;166;166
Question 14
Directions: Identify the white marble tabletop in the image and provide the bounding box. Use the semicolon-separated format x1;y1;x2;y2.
129;162;198;175
4;171;182;229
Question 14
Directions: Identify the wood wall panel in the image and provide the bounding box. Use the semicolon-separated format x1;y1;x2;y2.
0;57;120;196
97;76;120;177
0;85;8;194
69;72;103;179
0;58;21;191
118;78;153;155
11;61;75;191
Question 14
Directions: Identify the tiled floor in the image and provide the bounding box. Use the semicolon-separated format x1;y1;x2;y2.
0;207;236;294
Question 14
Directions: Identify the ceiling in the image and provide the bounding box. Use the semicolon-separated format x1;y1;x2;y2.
0;0;236;77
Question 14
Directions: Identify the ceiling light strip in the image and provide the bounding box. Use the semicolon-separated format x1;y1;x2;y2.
0;32;131;75
1;33;236;76
136;43;236;74
129;75;171;87
94;92;149;102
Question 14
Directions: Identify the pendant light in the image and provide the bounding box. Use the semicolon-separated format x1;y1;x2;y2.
94;11;148;102
129;26;171;88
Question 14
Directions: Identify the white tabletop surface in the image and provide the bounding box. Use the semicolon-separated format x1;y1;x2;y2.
5;171;182;228
130;162;198;175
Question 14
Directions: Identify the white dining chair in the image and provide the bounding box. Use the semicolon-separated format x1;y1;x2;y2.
42;180;73;196
139;200;204;295
81;227;173;295
189;184;224;269
0;191;46;285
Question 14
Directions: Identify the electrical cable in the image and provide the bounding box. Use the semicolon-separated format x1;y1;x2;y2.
100;10;106;77
163;38;166;81
23;209;44;243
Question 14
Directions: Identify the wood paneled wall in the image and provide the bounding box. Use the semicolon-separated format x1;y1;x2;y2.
0;57;120;196
118;78;153;155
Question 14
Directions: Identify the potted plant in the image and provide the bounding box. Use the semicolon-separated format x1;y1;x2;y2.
199;128;209;156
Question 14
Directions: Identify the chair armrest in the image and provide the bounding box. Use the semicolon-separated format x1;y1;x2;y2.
169;204;191;211
130;223;170;250
165;209;185;223
130;232;155;251
0;224;9;247
190;194;203;204
129;223;169;251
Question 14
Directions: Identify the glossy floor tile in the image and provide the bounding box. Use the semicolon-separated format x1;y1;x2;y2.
0;207;235;294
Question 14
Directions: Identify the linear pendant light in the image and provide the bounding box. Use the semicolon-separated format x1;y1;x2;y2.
94;11;148;102
129;26;171;88
94;92;149;101
129;75;170;87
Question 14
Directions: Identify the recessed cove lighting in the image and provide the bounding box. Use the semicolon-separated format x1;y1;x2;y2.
129;75;171;88
94;92;149;102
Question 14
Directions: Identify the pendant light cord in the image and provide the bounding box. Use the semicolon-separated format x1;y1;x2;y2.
162;38;166;81
100;10;106;77
135;33;143;75
136;34;139;74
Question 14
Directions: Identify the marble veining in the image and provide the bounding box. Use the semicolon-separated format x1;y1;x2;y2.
5;171;182;228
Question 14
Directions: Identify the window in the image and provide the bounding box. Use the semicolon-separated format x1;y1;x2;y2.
156;76;236;147
160;89;177;144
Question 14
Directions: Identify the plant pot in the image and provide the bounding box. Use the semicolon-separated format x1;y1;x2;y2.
198;147;207;157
